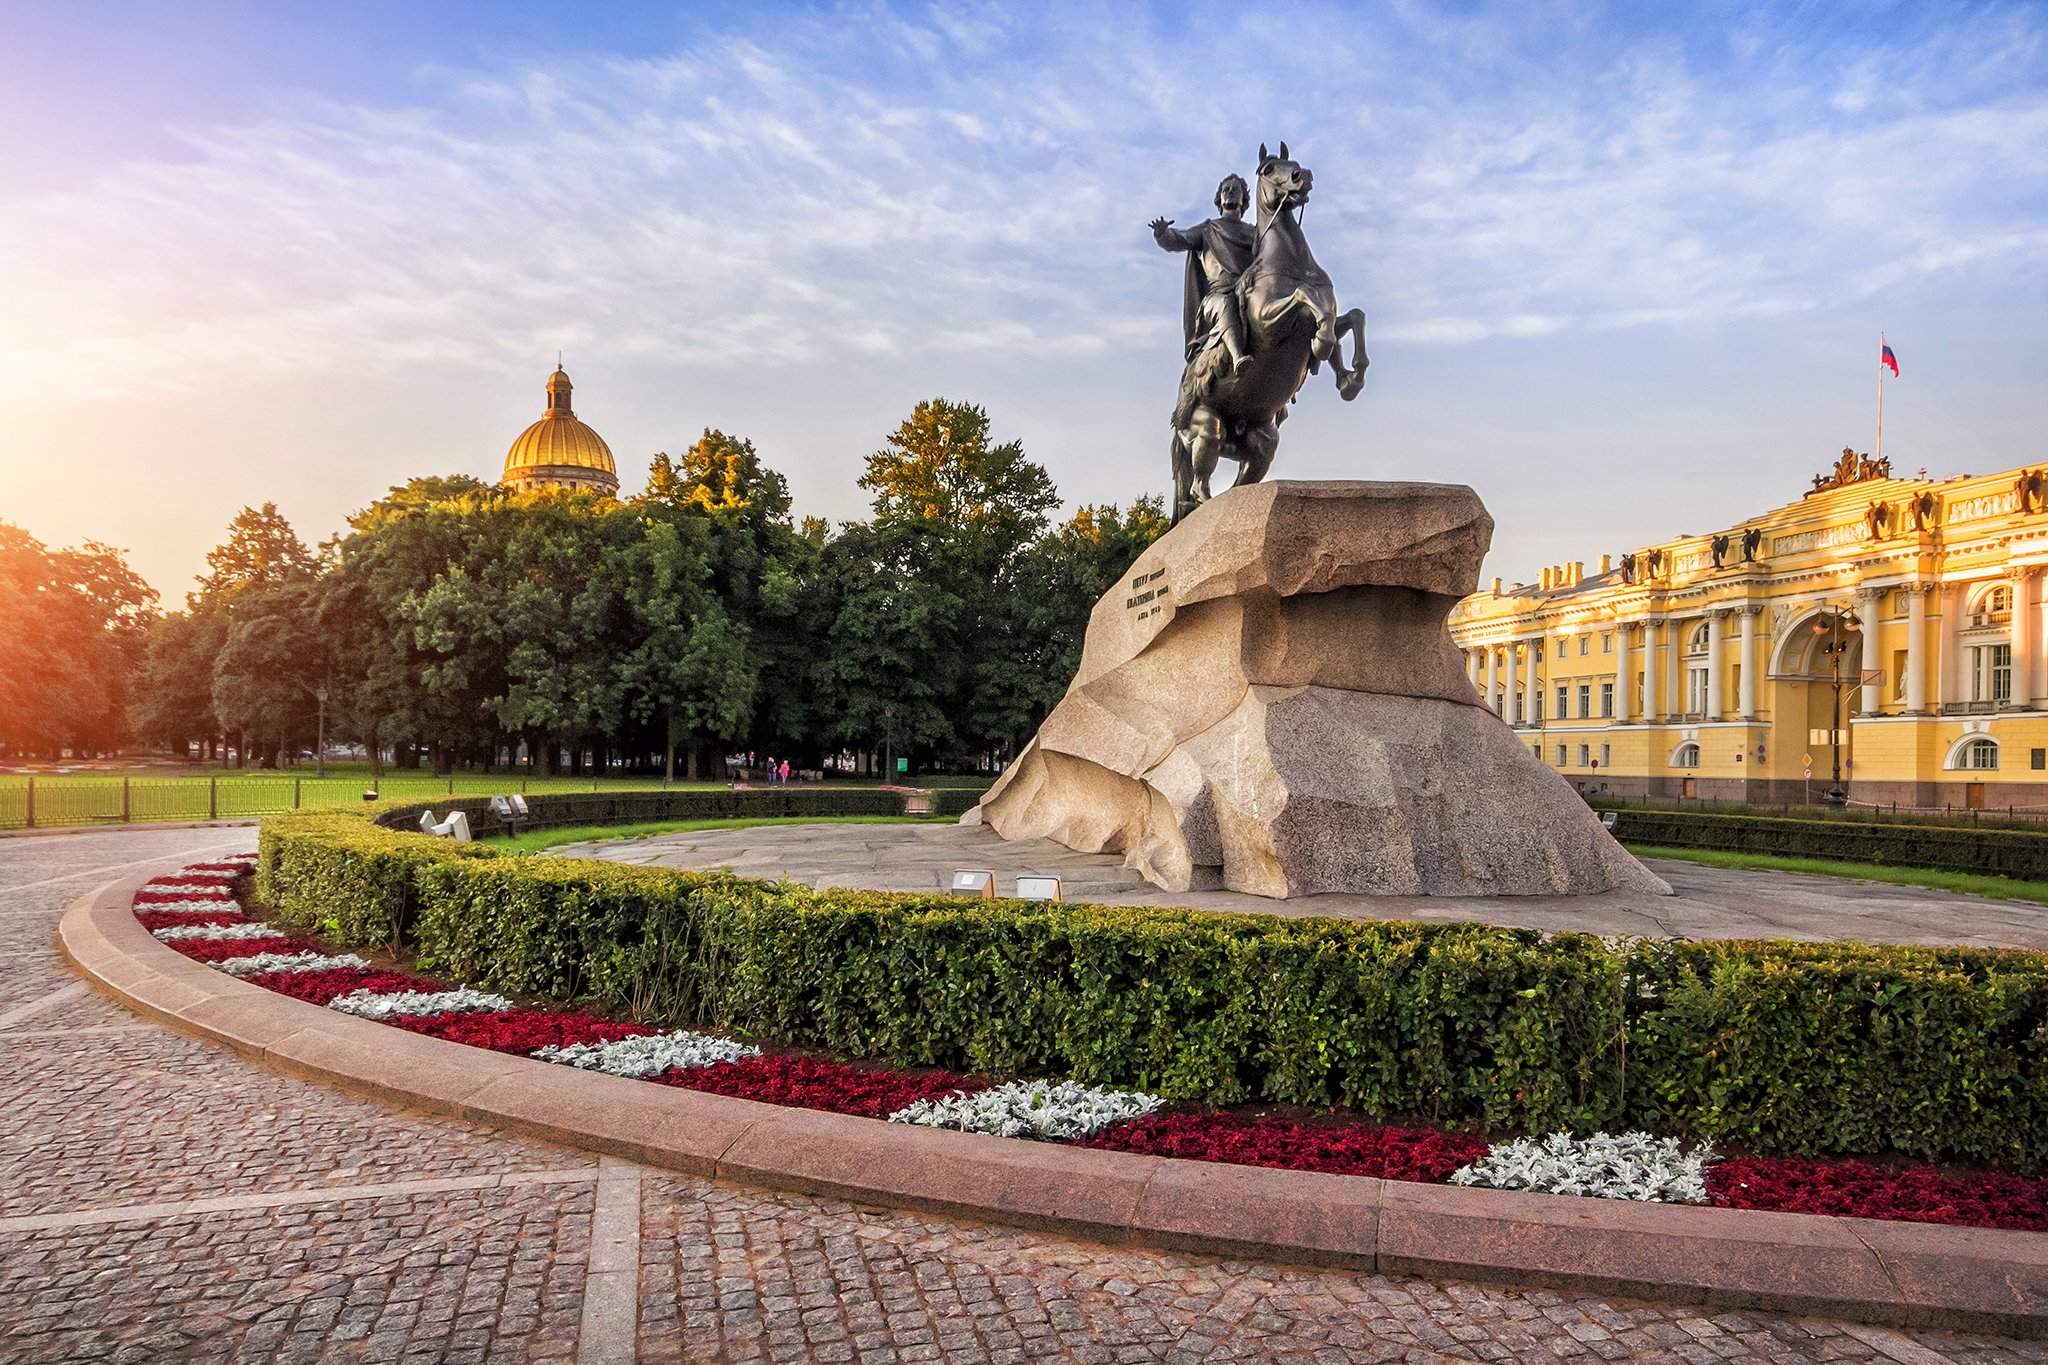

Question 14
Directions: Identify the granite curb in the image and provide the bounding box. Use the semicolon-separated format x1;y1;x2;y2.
0;818;260;839
58;872;2048;1335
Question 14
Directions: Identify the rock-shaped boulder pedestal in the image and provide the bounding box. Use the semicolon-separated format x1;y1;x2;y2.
970;480;1669;898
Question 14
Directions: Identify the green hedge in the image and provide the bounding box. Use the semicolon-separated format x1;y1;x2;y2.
1609;807;2048;880
371;785;911;838
257;808;2048;1170
928;788;983;819
258;810;496;953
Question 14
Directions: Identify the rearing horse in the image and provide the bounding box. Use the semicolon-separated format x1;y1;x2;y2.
1169;142;1368;522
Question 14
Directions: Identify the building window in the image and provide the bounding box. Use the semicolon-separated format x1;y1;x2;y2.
1973;585;2013;626
1950;737;2000;771
1686;667;1709;715
1578;636;1590;656
1555;639;1567;660
1555;685;1568;717
1672;742;1701;768
1600;743;1611;768
1577;743;1590;766
1576;683;1591;718
1529;694;1542;723
1972;644;2013;703
1601;633;1613;654
1533;744;1542;759
1600;681;1614;717
1556;744;1567;766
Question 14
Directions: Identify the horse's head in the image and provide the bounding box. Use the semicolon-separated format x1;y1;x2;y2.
1255;142;1312;221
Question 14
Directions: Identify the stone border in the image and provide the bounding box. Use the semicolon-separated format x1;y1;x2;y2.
60;873;2048;1336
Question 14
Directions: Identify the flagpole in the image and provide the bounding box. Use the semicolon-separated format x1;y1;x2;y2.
1876;331;1885;463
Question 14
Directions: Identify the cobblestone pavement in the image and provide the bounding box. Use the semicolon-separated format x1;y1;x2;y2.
4;828;2044;1363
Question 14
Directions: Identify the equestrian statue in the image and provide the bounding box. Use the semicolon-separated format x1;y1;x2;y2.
1150;142;1369;523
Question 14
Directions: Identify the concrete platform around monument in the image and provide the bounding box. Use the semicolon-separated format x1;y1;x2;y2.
548;821;2048;950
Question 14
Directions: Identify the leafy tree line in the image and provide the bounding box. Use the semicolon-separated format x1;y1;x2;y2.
101;398;1166;777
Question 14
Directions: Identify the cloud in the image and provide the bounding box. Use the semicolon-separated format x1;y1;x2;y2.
1;0;2044;412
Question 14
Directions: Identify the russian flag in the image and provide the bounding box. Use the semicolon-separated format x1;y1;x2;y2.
1880;340;1900;377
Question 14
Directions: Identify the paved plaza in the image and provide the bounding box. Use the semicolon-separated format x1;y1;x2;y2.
3;828;2045;1362
561;821;2048;950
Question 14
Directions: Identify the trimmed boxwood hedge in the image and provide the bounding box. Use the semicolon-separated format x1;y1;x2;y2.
370;785;912;839
1608;808;2048;880
257;807;2048;1171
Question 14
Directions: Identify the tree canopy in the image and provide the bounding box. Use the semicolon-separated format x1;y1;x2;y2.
24;399;1166;775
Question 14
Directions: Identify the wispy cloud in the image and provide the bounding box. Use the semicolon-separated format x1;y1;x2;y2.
5;2;2044;405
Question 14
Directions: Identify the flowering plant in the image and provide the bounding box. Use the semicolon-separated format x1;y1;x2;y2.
658;1054;977;1118
1083;1111;1489;1182
166;935;311;963
152;920;286;943
1450;1131;1713;1203
389;1008;655;1054
247;967;443;1004
534;1028;757;1077
890;1080;1162;1140
214;949;370;977
329;987;514;1020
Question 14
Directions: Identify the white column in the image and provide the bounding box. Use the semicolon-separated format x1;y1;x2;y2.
1705;610;1727;720
1738;606;1760;720
1905;585;1927;713
1940;584;1965;708
1485;645;1499;715
1506;640;1522;726
1465;648;1479;694
1642;620;1661;723
1614;621;1633;723
1667;618;1685;719
2013;572;2036;709
1856;588;1883;715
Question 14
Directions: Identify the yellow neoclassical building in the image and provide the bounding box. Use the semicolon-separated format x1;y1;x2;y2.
1448;450;2048;809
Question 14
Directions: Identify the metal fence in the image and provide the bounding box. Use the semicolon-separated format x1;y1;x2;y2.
0;774;677;831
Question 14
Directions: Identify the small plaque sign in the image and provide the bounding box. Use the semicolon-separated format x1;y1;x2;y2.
1014;875;1063;902
949;869;995;899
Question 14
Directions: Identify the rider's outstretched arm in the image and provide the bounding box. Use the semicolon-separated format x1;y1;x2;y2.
1151;220;1200;252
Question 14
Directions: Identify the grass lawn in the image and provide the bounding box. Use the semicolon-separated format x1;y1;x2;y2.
496;813;945;855
0;765;991;831
1626;842;2048;907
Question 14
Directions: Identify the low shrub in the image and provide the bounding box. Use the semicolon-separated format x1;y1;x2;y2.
1607;807;2048;880
259;810;492;952
259;807;2048;1170
928;788;983;819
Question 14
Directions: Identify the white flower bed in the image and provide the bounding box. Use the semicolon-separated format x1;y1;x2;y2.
1449;1131;1714;1204
137;900;244;916
136;887;236;902
888;1080;1162;1140
213;950;369;977
533;1029;757;1077
329;987;513;1020
151;921;269;942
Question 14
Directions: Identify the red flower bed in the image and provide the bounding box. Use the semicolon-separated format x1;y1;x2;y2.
148;873;236;887
245;967;446;1004
1709;1157;2048;1232
135;909;248;931
386;1008;654;1054
185;862;251;873
164;935;313;963
656;1054;978;1118
1078;1111;1491;1183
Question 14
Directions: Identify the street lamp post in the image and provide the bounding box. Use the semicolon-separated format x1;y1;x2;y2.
1811;604;1861;805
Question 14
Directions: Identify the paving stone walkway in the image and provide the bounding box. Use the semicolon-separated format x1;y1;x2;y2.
4;828;2045;1363
561;821;2048;949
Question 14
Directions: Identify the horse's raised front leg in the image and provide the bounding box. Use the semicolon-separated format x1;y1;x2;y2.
1332;307;1369;401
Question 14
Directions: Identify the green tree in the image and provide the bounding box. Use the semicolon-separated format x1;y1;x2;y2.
0;525;157;758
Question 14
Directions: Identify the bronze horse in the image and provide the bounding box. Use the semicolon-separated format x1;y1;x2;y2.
1169;144;1369;522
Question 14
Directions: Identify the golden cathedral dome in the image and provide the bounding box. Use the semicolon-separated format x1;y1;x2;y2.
501;366;620;494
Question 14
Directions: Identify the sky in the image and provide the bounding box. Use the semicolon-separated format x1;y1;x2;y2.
3;0;2046;602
